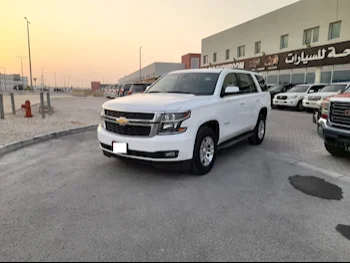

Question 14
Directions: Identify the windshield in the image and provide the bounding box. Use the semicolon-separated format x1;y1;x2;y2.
130;84;148;92
269;85;284;92
146;72;220;95
287;85;310;93
320;84;347;92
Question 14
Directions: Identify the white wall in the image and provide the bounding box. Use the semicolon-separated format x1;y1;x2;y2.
201;0;350;66
119;62;185;84
0;74;29;91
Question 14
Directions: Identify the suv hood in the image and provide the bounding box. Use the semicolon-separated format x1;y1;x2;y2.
103;93;212;112
325;93;350;102
276;92;305;97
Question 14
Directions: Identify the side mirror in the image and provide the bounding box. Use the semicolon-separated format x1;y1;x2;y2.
308;90;315;94
224;86;240;95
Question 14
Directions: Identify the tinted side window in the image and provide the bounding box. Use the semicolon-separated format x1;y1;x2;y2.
236;73;258;93
221;73;239;97
254;74;268;92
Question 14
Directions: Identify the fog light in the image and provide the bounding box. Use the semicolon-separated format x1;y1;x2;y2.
164;151;177;158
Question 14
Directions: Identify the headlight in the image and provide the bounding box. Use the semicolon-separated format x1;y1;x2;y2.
289;95;298;99
158;111;191;135
100;108;106;128
101;108;105;116
322;101;330;112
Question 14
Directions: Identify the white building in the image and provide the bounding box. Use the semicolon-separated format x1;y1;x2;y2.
201;0;350;84
0;74;29;91
119;62;186;84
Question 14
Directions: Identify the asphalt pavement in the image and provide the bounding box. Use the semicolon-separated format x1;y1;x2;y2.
1;129;350;261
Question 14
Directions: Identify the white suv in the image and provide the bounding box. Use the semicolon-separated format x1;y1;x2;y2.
98;69;271;175
273;84;326;111
303;82;350;111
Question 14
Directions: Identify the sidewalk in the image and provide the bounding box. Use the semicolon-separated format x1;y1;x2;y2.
1;93;73;114
0;97;108;146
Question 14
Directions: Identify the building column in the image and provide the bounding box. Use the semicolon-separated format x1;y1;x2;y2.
315;67;322;84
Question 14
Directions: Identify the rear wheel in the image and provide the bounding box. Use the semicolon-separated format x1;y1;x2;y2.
190;127;217;176
325;143;348;157
249;113;266;145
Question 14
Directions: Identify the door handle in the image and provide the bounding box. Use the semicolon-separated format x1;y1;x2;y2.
240;102;245;105
256;99;260;102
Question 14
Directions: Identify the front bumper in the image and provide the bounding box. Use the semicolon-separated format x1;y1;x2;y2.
97;125;194;162
303;100;321;109
318;118;350;148
273;98;299;107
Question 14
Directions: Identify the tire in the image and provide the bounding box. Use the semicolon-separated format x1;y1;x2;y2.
190;126;218;176
248;113;266;145
325;143;348;157
296;101;304;111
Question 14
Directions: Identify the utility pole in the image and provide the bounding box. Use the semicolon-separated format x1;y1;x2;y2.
24;17;33;90
17;56;27;88
139;46;142;80
0;67;5;91
40;67;44;91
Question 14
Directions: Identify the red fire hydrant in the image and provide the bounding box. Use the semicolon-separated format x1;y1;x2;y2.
21;100;33;118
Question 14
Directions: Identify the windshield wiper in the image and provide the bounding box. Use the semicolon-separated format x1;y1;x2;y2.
147;91;161;93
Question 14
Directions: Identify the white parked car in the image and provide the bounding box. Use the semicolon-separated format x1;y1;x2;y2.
104;85;112;98
303;82;350;111
98;69;271;175
273;84;326;111
110;84;123;99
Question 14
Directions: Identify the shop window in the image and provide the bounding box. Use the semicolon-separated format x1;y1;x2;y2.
329;21;341;40
280;34;289;49
291;73;305;84
321;71;332;83
213;53;217;63
225;49;230;60
332;70;350;83
305;73;316;84
254;41;261;54
303;27;319;45
279;74;291;84
237;46;245;58
267;75;278;84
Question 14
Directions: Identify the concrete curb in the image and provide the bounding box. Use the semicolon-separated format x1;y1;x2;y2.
0;125;98;157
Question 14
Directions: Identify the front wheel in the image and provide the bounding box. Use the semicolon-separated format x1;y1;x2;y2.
296;101;304;111
190;127;217;176
325;143;348;157
248;113;266;145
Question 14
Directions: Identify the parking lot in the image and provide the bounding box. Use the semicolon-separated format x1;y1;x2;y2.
0;109;350;261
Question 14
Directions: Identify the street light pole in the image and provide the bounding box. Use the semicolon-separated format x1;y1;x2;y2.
24;17;33;91
0;67;5;91
139;46;142;80
17;56;27;88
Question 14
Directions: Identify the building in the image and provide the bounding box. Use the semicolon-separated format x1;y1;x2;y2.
201;0;350;84
0;74;29;91
118;54;201;84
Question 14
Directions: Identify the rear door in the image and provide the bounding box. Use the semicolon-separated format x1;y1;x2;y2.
236;72;261;130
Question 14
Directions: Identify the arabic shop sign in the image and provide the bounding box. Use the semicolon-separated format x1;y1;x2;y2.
203;41;350;71
207;61;245;70
278;41;350;70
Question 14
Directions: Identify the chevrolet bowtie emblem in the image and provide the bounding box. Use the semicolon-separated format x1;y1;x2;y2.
345;110;350;117
116;117;129;126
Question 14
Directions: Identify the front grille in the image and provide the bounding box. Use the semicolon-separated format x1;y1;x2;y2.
105;110;154;120
330;102;350;128
105;121;151;136
277;95;287;100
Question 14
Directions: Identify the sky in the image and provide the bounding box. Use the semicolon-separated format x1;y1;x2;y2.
0;0;299;87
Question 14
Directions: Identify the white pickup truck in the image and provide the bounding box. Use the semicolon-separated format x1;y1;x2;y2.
98;69;271;175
